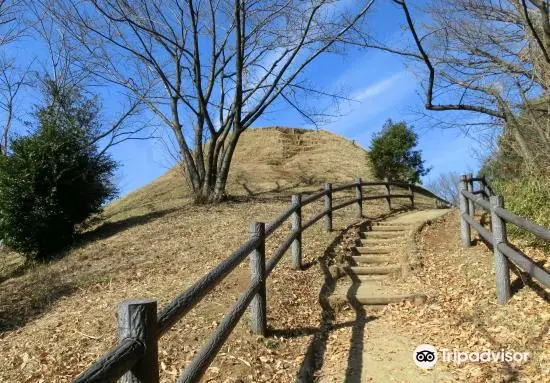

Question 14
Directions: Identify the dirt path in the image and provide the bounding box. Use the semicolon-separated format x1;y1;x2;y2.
312;208;550;382
312;209;453;382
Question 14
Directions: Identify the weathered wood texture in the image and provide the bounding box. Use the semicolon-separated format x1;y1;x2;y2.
462;213;492;243
301;189;328;206
467;173;475;216
176;282;259;383
498;243;550;288
324;183;332;232
458;175;472;247
266;233;296;276
119;300;159;383
265;204;296;236
384;177;391;211
461;189;490;211
331;198;357;213
459;174;550;303
156;235;261;335
291;194;302;270
73;339;144;383
494;206;550;241
356;177;362;218
249;222;267;335
302;209;328;232
490;196;511;304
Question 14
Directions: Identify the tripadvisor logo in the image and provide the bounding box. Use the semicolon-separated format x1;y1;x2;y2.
413;344;438;369
413;344;530;369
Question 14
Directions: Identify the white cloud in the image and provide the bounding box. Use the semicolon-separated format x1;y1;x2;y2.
325;70;416;136
350;72;407;102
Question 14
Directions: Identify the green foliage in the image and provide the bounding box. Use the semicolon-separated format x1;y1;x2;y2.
481;120;550;249
369;119;430;183
0;82;117;260
490;175;550;249
481;133;526;181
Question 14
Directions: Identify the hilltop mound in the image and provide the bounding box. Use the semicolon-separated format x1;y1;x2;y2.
106;127;372;220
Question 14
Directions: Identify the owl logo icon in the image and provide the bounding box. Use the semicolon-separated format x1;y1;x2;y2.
413;344;438;368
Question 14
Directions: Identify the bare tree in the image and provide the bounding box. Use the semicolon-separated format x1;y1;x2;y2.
0;0;27;155
27;1;156;157
426;171;461;206
366;0;550;169
0;55;31;155
43;0;375;203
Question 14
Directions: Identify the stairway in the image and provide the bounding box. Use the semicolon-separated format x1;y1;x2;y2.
331;220;427;308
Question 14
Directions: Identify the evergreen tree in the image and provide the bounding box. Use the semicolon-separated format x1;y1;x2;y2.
0;81;117;259
369;119;430;183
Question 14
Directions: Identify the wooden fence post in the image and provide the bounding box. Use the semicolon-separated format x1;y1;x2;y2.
467;172;475;216
490;196;511;304
324;183;332;232
384;177;391;211
483;176;491;200
119;299;159;383
355;177;362;218
408;184;415;208
249;222;267;335
291;194;302;270
459;175;471;247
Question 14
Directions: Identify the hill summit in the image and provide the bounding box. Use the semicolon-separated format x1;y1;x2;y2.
107;127;372;219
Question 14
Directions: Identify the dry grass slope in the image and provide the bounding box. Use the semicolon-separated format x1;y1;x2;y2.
106;127;372;222
0;127;402;383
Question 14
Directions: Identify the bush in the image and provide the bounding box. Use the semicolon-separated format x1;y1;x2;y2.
491;175;550;249
0;87;117;260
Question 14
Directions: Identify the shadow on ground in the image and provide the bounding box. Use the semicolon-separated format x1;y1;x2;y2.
78;207;182;246
0;206;184;334
0;272;78;333
264;207;413;382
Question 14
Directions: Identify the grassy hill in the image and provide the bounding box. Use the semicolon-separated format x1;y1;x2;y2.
105;127;372;222
0;127;420;382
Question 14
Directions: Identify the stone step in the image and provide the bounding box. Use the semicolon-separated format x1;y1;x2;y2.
373;221;407;226
346;265;401;275
360;238;402;246
351;255;394;265
371;225;409;232
355;247;396;254
354;293;427;306
362;231;405;239
358;274;390;281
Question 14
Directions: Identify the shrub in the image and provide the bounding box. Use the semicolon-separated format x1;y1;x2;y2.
491;175;550;249
0;85;117;260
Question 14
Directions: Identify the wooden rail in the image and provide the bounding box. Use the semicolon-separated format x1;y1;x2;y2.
74;178;448;383
458;174;550;304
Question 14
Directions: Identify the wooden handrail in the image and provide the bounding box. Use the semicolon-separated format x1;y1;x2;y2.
494;206;550;241
458;174;550;304
74;177;447;383
73;339;145;383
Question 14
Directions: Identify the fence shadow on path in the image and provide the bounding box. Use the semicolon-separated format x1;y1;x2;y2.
290;207;412;382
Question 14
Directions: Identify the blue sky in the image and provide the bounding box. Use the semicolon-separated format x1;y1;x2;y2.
6;1;484;196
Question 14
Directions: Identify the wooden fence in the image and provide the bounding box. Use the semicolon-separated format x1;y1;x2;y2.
458;174;550;304
74;179;448;383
